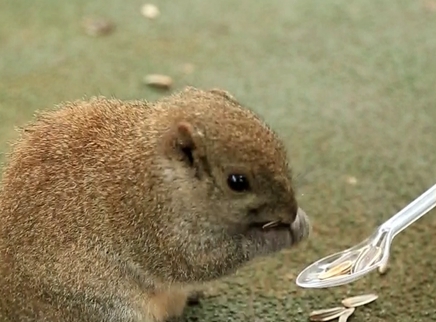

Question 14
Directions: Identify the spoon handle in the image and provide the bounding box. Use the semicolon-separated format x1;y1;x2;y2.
380;183;436;238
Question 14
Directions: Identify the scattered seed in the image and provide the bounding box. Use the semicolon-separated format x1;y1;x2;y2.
182;63;195;75
284;272;294;280
262;220;280;229
143;74;173;89
378;261;389;274
141;4;160;19
341;293;378;308
338;307;355;322
309;307;347;321
345;176;357;185
82;17;115;37
378;254;389;274
352;245;382;273
318;260;352;280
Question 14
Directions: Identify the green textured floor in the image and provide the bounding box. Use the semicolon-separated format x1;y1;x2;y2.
1;0;436;321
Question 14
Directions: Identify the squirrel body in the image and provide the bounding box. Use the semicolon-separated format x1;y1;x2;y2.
0;87;310;322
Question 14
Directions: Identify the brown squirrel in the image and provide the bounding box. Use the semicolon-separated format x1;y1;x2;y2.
0;87;310;322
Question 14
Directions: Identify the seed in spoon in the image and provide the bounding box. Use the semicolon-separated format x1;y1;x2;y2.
352;245;382;273
324;249;362;269
318;260;352;280
309;307;347;321
350;245;370;272
338;307;355;322
341;293;378;308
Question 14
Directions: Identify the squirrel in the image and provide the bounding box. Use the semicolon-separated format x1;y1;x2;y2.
0;87;310;322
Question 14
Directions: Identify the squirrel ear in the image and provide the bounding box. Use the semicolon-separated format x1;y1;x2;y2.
167;121;205;168
175;122;196;149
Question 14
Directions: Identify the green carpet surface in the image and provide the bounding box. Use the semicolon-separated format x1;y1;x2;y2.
1;0;436;321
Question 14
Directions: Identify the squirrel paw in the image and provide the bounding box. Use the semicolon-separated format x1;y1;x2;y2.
186;290;205;306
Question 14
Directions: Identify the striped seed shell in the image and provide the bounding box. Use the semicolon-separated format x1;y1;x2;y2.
338;307;355;322
352;245;382;273
341;293;378;308
322;251;358;270
262;220;280;229
318;260;352;280
309;307;347;321
143;74;173;89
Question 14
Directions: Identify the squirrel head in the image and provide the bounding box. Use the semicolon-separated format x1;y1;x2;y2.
150;87;311;282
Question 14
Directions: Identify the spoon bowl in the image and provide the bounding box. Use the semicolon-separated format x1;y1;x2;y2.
295;183;436;289
296;228;391;288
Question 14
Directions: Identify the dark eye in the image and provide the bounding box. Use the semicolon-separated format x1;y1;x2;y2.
227;174;250;192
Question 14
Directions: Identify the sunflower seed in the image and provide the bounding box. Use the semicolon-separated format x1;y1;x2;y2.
378;261;389;274
309;307;347;321
341;293;378;308
82;17;115;37
143;74;173;89
378;254;389;274
326;247;366;269
352;245;382;273
262;220;280;229
338;307;355;322
345;176;357;185
318;260;352;280
141;4;160;19
350;245;370;271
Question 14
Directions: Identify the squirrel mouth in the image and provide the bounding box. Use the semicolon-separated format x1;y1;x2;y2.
245;220;295;251
249;220;290;231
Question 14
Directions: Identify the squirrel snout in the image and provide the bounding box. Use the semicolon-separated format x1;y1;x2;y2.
290;207;311;244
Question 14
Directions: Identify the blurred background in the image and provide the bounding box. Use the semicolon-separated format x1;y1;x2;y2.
1;0;436;321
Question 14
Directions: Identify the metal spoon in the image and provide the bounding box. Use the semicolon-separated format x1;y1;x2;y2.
296;183;436;289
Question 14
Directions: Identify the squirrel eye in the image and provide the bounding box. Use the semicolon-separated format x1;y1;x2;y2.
227;174;250;192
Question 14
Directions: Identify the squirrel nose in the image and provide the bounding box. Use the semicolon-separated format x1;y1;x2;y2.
290;207;311;243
